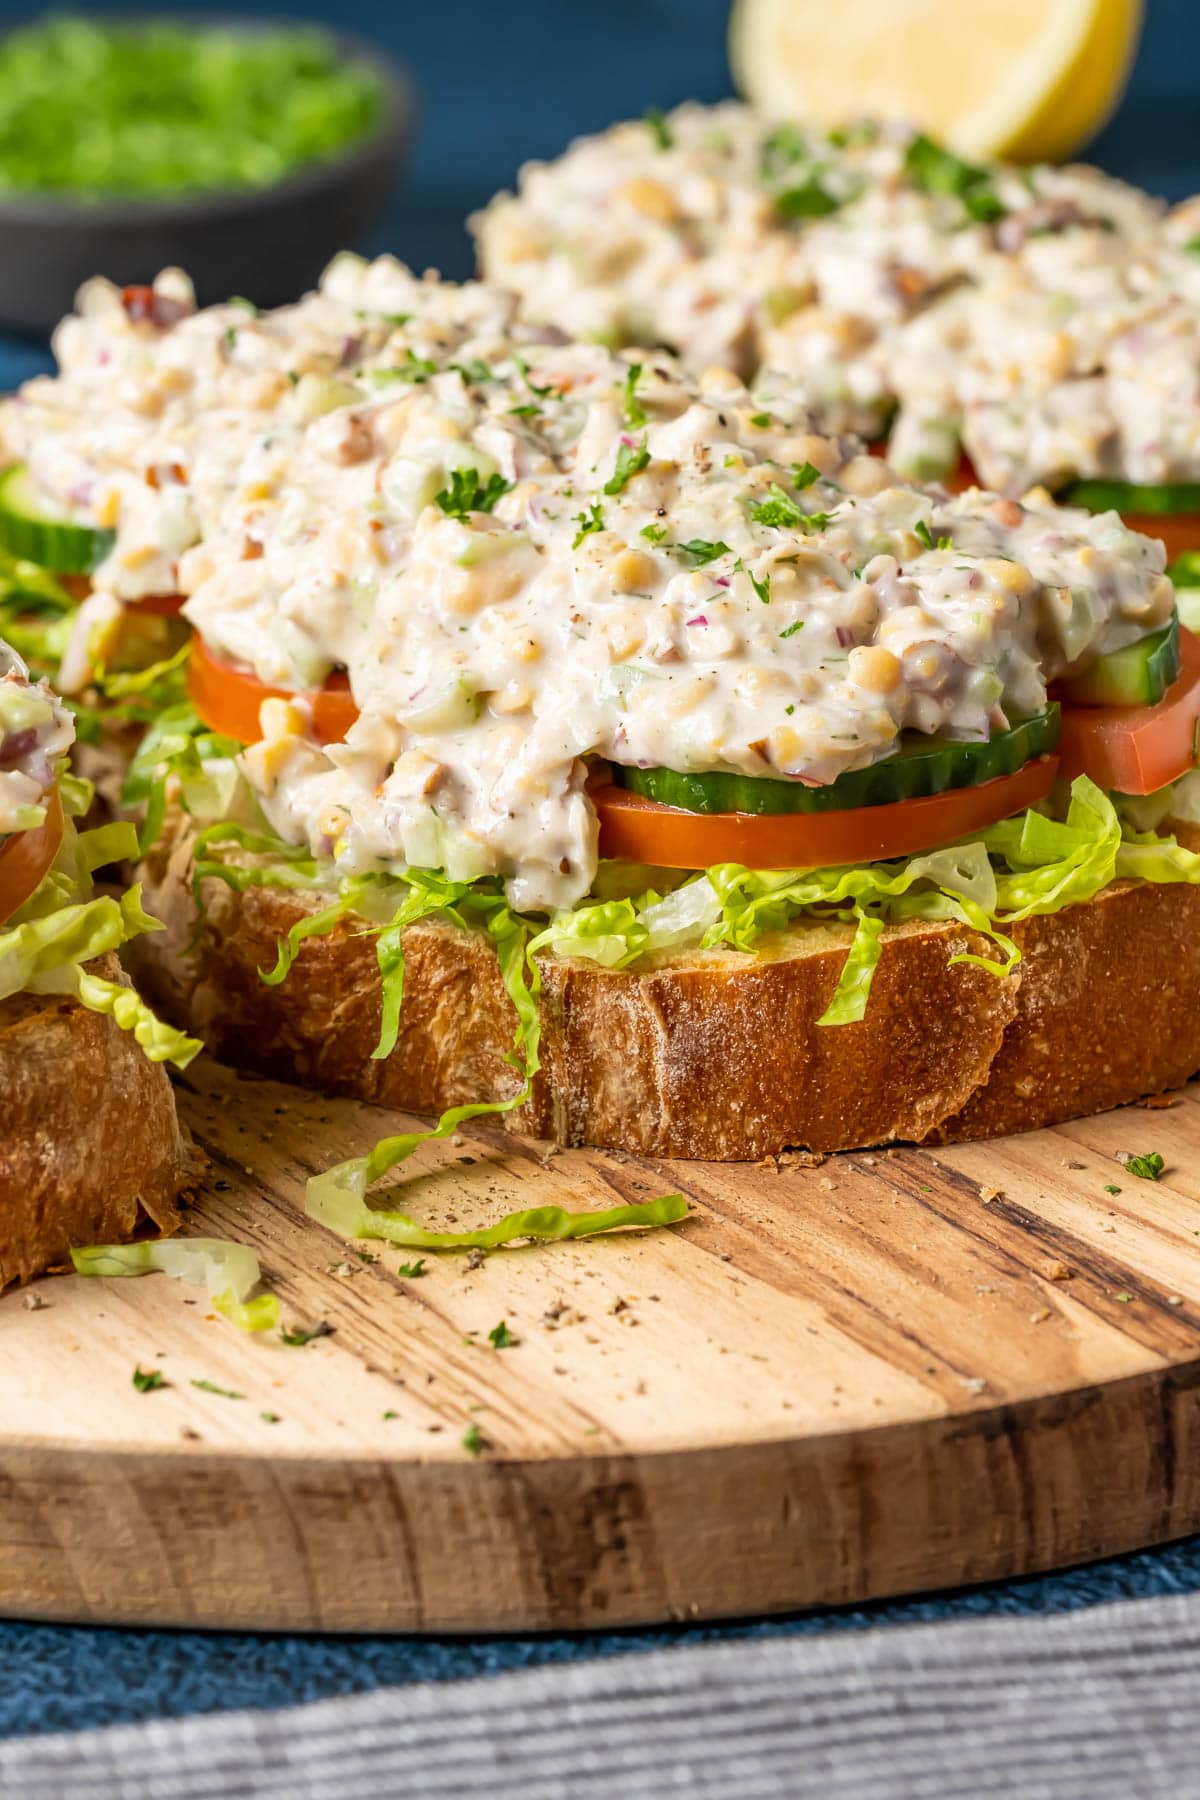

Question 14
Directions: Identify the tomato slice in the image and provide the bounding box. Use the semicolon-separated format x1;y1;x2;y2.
187;634;359;746
1059;624;1200;794
592;754;1059;870
945;453;978;495
132;592;186;618
0;784;64;926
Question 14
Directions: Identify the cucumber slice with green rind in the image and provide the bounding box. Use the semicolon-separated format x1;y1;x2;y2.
1061;479;1200;517
1061;613;1180;707
0;464;115;573
1168;552;1200;587
614;706;1061;815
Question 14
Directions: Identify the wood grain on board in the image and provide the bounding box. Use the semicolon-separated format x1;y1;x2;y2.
3;1058;1200;1633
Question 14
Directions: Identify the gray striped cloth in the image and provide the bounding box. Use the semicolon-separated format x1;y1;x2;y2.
2;1589;1197;1799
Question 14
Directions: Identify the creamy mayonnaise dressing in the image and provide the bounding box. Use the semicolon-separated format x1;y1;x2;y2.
0;259;524;683
474;104;1161;451
0;639;73;834
175;305;1170;913
475;103;1200;492
930;218;1200;492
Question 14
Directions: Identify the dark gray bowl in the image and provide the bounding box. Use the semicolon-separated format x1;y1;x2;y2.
0;20;413;334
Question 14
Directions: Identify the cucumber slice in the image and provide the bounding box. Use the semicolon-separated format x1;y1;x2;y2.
1061;479;1200;517
614;707;1060;815
0;464;115;573
1061;613;1180;707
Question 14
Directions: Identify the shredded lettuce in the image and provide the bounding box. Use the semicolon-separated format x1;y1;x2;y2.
0;558;74;684
185;765;1200;1059
1;774;200;1066
306;885;544;1210
306;1180;688;1251
74;965;200;1066
70;1236;280;1332
171;767;1200;1226
124;701;243;853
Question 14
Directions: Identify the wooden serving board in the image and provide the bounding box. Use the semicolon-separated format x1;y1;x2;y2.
4;1059;1200;1634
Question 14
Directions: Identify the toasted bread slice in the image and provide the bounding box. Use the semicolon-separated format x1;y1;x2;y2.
0;952;193;1288
128;811;1200;1161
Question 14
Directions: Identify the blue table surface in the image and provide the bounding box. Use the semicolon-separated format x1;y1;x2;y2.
6;0;1200;1743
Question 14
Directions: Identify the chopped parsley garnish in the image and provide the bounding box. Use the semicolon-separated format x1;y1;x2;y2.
760;121;808;178
0;16;384;200
914;519;953;551
644;106;672;150
392;348;438;384
1104;1183;1122;1195
228;294;257;314
751;485;831;531
903;132;1007;224
383;1409;399;1420
280;1322;331;1347
792;460;821;489
1185;235;1200;258
1121;1151;1165;1182
621;361;647;428
461;1422;484;1456
397;1258;427;1278
508;403;541;419
640;521;667;544
488;1320;518;1349
222;324;238;351
573;501;606;547
779;620;805;639
260;1411;281;1424
435;467;513;520
449;357;493;384
380;311;412;327
750;411;773;428
515;354;558;400
191;1379;245;1400
735;556;771;603
677;538;731;565
604;436;650;495
132;1366;167;1393
775;176;840;220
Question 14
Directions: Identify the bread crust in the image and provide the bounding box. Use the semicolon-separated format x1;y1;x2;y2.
0;952;192;1288
130;813;1200;1161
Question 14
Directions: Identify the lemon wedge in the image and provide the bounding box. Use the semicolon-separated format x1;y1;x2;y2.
729;0;1143;163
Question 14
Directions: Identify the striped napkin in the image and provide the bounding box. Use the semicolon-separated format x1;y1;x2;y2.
2;1586;1196;1798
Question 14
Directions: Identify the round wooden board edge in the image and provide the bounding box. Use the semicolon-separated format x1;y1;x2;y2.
5;1352;1200;1633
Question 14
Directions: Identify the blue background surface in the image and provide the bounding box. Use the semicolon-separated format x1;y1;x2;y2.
5;0;1200;1743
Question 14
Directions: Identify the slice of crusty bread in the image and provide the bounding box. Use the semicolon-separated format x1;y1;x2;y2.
0;952;194;1288
128;810;1200;1161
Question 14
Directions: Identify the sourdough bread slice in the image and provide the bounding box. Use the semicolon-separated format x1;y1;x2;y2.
129;812;1200;1161
1;951;193;1288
